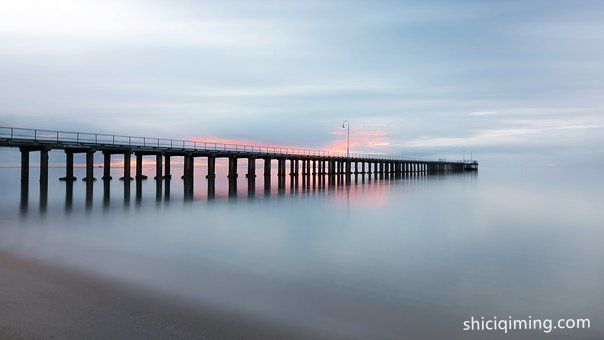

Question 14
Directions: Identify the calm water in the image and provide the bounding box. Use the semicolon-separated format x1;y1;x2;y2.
0;165;603;339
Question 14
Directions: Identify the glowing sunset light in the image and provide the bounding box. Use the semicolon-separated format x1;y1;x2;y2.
324;128;392;154
190;127;393;155
189;136;310;151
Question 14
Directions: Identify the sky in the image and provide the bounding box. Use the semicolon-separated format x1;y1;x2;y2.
0;0;603;167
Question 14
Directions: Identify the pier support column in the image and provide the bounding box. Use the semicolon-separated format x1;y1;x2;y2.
154;154;162;180
206;156;216;179
246;157;256;178
277;159;285;177
39;149;48;183
102;152;112;180
228;157;238;179
312;160;316;175
135;153;147;180
60;151;77;181
301;159;307;176
247;158;256;194
206;156;215;199
294;159;300;176
164;155;171;179
228;157;237;197
182;155;194;199
83;151;96;181
263;158;271;189
120;153;133;181
20;147;29;182
277;158;286;189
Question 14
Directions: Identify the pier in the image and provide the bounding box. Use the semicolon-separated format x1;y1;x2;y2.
1;127;478;197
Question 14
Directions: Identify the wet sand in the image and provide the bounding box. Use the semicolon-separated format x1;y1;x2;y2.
0;251;331;340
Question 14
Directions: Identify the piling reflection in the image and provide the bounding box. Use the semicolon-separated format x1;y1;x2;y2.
39;179;48;213
85;181;93;211
164;179;170;201
65;180;73;212
136;179;143;205
207;179;215;200
155;178;162;202
123;180;131;206
13;170;477;213
20;181;28;214
103;179;110;209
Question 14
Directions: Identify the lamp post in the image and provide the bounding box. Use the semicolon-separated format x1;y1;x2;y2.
341;120;350;157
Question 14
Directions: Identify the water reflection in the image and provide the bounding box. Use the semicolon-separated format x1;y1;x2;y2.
103;179;110;209
20;181;28;214
65;180;73;212
6;166;604;340
164;179;171;201
85;180;93;211
39;179;48;213
15;170;477;214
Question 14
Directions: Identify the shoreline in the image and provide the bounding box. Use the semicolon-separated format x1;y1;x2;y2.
0;251;331;340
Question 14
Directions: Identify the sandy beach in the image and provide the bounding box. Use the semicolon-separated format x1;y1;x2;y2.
0;251;330;340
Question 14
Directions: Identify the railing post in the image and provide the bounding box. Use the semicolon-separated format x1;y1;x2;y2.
34;129;37;140
128;136;131;146
56;131;59;142
10;128;13;139
77;132;79;142
112;135;115;145
95;134;98;143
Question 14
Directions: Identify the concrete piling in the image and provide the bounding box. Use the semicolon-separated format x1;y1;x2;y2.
154;154;162;180
102;151;112;180
120;153;133;181
83;151;96;181
39;149;48;183
135;153;147;180
20;147;29;182
164;155;171;179
206;156;216;179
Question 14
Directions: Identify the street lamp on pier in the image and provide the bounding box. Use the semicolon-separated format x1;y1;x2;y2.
341;120;350;157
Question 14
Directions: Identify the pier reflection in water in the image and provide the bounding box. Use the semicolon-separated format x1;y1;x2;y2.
3;165;604;340
15;166;449;212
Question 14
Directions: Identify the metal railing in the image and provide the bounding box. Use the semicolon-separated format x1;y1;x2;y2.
0;126;475;163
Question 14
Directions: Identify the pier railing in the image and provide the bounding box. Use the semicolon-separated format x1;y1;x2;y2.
0;126;475;163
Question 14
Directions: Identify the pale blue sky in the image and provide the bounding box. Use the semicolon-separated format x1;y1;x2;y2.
0;0;603;167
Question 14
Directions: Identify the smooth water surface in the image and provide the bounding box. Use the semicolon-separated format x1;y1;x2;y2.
0;165;602;339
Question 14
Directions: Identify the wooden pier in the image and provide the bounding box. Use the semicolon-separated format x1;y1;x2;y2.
0;127;478;193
